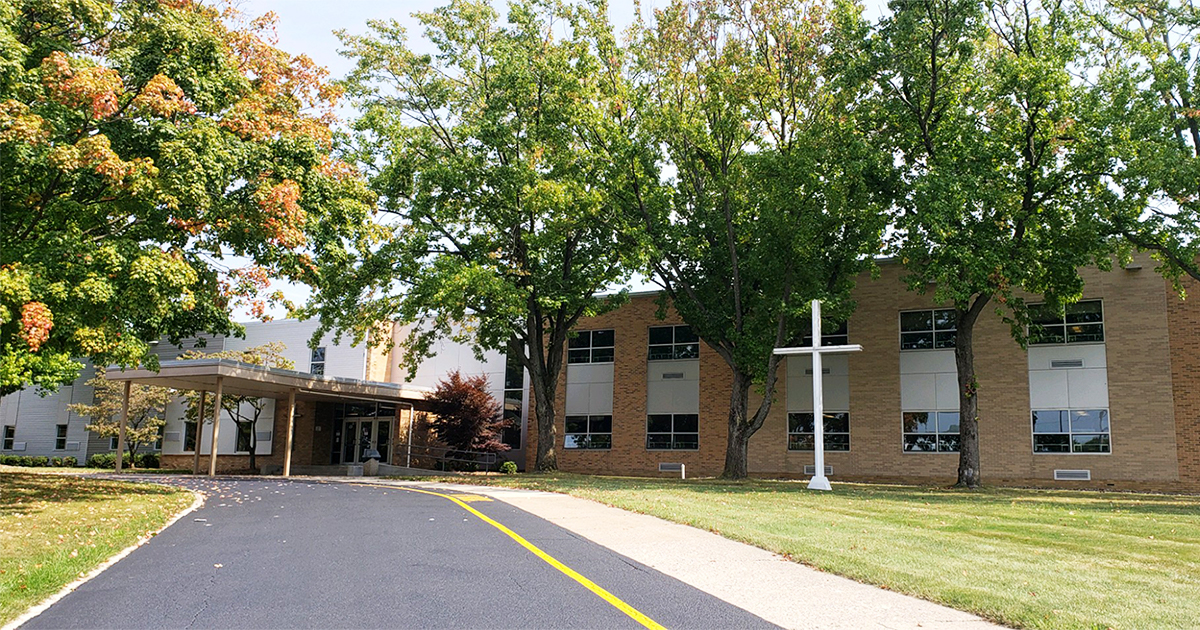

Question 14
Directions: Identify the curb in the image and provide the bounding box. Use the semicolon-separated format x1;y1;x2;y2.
2;489;206;630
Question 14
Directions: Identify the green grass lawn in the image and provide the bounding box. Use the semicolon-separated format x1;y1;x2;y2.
0;470;195;625
440;474;1200;630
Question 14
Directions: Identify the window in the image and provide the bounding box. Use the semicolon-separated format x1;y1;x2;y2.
900;309;956;350
184;420;197;452
1032;409;1111;453
3;426;14;450
795;320;849;347
564;415;612;449
648;326;699;361
55;424;68;450
646;414;699;450
154;425;164;451
568;330;615;364
903;412;960;452
1029;300;1104;345
502;353;524;449
109;437;119;450
787;412;850;451
236;422;253;453
310;347;327;375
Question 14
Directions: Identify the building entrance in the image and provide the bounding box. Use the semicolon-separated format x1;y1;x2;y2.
340;418;391;464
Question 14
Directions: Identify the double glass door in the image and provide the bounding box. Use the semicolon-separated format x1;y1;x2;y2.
341;419;391;464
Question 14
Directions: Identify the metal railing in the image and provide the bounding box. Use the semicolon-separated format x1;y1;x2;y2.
393;442;503;473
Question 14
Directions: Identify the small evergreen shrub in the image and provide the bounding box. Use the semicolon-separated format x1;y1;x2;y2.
50;457;63;466
499;460;518;475
62;456;78;467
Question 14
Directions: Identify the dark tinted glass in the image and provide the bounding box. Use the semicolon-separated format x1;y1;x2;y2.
937;412;960;434
1030;324;1066;344
1032;410;1068;433
1065;300;1102;324
647;414;673;433
901;311;933;332
311;347;326;362
904;434;937;451
591;347;615;363
825;433;850;451
903;412;934;433
901;332;934;350
648;345;674;360
934;331;957;349
590;416;612;433
674;414;699;432
1029;303;1062;325
592;329;615;347
937;434;960;452
674;343;700;359
569;331;591;349
674;326;699;342
565;417;588;434
1069;409;1109;433
1066;324;1104;343
673;434;699;449
649;327;674;345
825;412;850;433
1072;434;1110;453
933;309;957;330
568;349;591;364
788;434;815;451
646;434;673;449
788;413;814;433
1034;434;1071;453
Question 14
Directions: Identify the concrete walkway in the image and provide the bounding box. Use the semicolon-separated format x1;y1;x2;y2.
357;479;1003;630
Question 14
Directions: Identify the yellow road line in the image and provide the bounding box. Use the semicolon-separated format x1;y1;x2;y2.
359;483;665;630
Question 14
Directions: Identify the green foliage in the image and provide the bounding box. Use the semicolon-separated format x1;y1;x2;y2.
62;456;77;467
315;0;642;471
30;456;49;467
500;460;518;474
69;368;172;462
0;0;374;395
626;0;893;477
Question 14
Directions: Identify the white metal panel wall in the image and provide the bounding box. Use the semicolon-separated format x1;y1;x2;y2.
566;364;615;415
900;349;958;410
786;355;850;411
391;324;507;391
647;359;700;415
1028;345;1109;409
0;362;96;457
231;319;367;380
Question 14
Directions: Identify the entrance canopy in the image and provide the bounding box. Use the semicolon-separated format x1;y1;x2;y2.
104;359;430;477
105;358;429;404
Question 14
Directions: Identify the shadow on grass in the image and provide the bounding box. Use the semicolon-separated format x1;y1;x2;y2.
0;471;181;518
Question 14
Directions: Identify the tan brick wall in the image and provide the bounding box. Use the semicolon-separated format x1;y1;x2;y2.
1168;273;1200;491
543;258;1190;490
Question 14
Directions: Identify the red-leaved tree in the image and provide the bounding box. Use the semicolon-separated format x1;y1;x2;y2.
426;371;508;455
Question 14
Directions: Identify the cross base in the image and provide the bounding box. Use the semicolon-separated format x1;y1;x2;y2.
807;475;832;491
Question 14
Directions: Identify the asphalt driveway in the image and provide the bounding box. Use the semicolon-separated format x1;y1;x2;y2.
20;478;776;630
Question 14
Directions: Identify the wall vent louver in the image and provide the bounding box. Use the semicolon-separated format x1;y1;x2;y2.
804;368;832;375
804;465;834;475
1050;359;1084;369
65;441;80;451
662;372;685;380
1054;469;1091;481
256;431;272;442
164;432;182;442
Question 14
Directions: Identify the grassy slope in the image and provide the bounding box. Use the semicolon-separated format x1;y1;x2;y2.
0;469;194;625
443;474;1200;630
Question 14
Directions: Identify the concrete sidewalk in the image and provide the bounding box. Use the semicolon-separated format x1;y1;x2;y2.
365;479;1003;630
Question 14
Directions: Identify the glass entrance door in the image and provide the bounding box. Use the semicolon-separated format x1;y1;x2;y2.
340;419;392;464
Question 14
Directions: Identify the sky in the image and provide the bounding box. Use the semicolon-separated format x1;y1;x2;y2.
237;0;891;321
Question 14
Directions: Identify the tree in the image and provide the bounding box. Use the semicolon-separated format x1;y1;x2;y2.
69;368;173;465
309;0;640;471
426;370;509;456
624;0;893;478
0;0;373;396
180;342;293;471
876;0;1118;487
1083;0;1200;283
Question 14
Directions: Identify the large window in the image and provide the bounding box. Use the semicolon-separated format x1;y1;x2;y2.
184;420;197;452
787;412;850;451
903;411;960;452
564;415;612;449
900;309;956;350
310;347;326;375
3;426;14;450
236;423;252;453
501;353;524;449
648;326;699;361
1029;300;1104;345
568;330;615;364
795;320;849;347
55;424;68;450
646;414;699;450
1032;409;1111;453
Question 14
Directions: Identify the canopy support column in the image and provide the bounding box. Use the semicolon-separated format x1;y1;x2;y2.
282;388;297;477
114;380;131;473
192;391;206;475
208;376;224;477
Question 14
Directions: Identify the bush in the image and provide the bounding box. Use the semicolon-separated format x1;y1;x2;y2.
87;453;117;469
138;452;159;468
62;456;78;467
0;454;18;465
499;460;518;475
19;456;34;466
50;457;63;466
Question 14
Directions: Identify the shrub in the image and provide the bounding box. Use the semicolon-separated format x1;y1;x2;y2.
19;456;34;466
499;460;518;475
87;453;117;469
62;456;78;467
138;452;159;468
0;454;18;465
50;457;63;466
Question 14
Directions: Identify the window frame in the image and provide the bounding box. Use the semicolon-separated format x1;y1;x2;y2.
901;411;961;453
899;308;957;351
645;413;700;451
1031;408;1112;455
647;325;700;361
568;329;616;364
183;420;198;453
787;412;851;452
2;426;14;450
563;414;613;450
795;320;849;348
1028;300;1105;346
310;346;327;375
55;424;68;450
235;422;253;453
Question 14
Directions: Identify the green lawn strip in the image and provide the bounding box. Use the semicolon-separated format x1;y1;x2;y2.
0;471;195;625
431;474;1200;630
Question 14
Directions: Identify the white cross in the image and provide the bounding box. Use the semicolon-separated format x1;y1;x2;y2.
773;299;863;491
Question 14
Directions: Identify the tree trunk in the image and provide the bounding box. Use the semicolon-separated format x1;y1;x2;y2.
531;371;558;472
721;371;754;479
954;296;990;488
